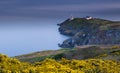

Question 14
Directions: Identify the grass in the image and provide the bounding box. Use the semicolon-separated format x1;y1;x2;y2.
14;45;120;63
14;48;70;63
60;18;119;31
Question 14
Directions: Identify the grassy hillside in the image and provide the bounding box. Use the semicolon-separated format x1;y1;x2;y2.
15;45;120;63
0;54;120;73
0;45;120;72
58;18;120;48
14;49;69;63
59;18;119;31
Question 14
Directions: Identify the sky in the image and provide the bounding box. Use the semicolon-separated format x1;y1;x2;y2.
0;0;120;21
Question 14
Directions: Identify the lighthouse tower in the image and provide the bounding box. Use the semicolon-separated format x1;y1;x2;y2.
69;15;74;20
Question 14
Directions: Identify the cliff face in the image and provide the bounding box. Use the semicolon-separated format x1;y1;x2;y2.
58;18;120;48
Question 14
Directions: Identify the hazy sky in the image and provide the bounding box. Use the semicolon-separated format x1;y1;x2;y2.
0;0;120;21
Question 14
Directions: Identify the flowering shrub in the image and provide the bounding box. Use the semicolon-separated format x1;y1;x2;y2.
0;54;120;73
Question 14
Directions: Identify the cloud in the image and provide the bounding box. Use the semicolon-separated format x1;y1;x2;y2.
0;0;120;20
3;3;120;14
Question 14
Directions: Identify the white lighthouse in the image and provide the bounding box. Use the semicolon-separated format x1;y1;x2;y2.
85;16;93;20
69;15;74;20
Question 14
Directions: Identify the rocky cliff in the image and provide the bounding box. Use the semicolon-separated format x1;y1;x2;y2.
58;17;120;48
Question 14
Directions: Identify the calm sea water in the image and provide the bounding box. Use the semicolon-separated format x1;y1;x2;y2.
0;19;69;57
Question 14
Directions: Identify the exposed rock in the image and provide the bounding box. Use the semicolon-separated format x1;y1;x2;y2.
58;17;120;48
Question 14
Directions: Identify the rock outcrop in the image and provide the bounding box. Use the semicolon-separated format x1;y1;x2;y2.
58;18;120;48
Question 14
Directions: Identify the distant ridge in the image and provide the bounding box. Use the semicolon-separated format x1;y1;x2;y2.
58;17;120;48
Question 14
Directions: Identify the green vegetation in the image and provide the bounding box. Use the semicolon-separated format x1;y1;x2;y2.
15;45;120;63
0;45;120;72
15;49;68;63
59;18;120;48
0;54;120;73
60;18;115;30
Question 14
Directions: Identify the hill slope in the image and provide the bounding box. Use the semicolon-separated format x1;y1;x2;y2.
15;45;120;63
58;18;120;48
0;54;120;73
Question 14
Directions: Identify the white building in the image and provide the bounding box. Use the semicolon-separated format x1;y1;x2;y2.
85;16;93;20
69;15;74;20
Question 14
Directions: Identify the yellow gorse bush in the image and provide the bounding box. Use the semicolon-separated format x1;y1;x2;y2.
0;54;120;73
